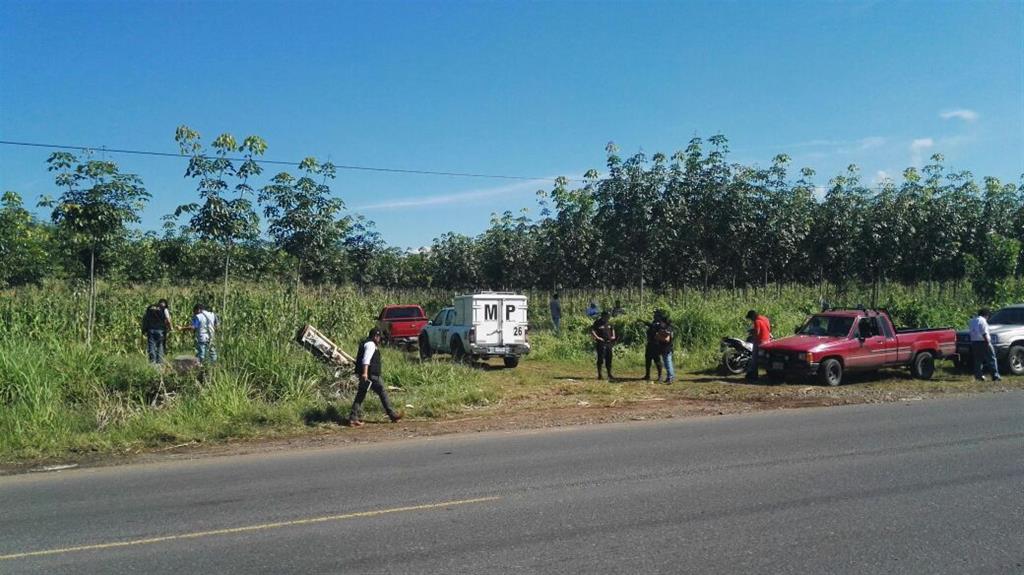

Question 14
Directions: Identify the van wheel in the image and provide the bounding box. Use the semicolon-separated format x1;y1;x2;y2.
911;351;935;379
1006;345;1024;376
418;334;432;360
503;356;519;368
818;358;843;386
451;338;467;363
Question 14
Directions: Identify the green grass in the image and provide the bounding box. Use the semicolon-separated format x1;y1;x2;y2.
2;279;1023;462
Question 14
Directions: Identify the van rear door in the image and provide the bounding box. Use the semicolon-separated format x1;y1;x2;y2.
499;296;528;347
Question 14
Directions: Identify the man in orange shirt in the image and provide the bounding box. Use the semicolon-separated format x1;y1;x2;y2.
745;309;772;381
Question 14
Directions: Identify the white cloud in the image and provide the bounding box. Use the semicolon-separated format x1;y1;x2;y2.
910;138;934;166
350;176;563;211
910;138;933;150
858;136;886;150
939;109;979;122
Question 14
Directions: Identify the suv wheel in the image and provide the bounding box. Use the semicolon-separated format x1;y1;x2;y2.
1006;345;1024;376
503;356;519;368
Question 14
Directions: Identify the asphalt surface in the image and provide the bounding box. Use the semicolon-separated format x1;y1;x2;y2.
2;393;1022;574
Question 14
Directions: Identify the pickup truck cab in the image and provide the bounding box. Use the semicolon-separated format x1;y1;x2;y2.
419;292;530;368
759;308;956;386
955;304;1024;375
376;305;428;348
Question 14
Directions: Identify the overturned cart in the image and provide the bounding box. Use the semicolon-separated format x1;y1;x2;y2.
295;324;356;367
295;325;359;396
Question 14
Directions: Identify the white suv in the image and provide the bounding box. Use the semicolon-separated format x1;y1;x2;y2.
419;292;530;368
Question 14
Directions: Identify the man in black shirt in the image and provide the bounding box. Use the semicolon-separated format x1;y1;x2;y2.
590;311;616;380
644;310;665;382
348;328;402;427
140;299;172;364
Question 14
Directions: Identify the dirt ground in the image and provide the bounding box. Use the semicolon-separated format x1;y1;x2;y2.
4;360;1021;476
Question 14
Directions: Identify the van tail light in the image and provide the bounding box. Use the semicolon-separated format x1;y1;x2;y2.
469;327;476;344
525;327;530;343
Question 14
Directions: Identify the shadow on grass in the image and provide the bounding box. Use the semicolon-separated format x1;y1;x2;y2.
303;405;347;426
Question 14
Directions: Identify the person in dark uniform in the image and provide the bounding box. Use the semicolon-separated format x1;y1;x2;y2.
140;299;172;364
348;328;402;427
644;310;665;382
590;311;616;380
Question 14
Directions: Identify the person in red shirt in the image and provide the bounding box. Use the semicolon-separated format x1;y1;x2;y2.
745;310;772;381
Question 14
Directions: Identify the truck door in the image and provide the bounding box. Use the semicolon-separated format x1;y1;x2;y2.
856;317;891;369
430;310;449;352
877;317;899;364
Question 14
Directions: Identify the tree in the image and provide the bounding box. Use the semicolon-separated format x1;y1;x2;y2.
260;158;346;283
430;232;481;289
43;152;148;344
174;125;266;312
0;191;54;287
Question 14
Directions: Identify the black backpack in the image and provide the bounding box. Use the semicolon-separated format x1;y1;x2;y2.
143;305;166;331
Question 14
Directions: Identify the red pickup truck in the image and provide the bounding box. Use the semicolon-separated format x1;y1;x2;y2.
376;305;429;348
758;308;956;386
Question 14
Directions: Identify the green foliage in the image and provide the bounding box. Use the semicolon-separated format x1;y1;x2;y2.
0;191;55;287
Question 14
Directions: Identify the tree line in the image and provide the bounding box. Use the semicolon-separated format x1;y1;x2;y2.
2;130;1022;303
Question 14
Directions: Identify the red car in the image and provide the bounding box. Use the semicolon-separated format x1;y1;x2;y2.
758;308;956;386
376;305;429;348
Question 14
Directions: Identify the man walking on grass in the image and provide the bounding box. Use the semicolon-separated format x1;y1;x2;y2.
141;299;172;364
349;328;403;427
968;308;1001;382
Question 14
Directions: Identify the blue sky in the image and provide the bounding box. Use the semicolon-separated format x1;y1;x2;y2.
2;0;1021;249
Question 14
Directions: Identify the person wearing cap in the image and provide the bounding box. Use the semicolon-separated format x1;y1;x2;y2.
590;311;617;380
745;309;772;381
348;328;402;427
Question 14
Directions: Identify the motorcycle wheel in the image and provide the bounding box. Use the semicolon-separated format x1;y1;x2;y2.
721;348;748;375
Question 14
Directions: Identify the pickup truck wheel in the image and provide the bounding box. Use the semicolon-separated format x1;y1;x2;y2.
911;351;935;379
1006;345;1024;376
503;356;519;368
818;358;843;386
418;334;432;360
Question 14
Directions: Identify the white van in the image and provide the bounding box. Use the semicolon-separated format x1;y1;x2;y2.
419;292;530;367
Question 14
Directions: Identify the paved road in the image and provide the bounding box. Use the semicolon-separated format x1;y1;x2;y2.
2;393;1022;574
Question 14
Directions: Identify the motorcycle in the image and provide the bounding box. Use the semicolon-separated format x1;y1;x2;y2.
720;331;754;375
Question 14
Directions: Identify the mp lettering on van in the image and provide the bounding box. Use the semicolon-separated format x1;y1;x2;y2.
485;304;498;321
506;305;516;320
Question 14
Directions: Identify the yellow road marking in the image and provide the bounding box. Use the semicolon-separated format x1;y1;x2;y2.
0;496;500;561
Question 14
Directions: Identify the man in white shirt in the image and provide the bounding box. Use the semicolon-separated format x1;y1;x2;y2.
968;308;1000;381
348;328;402;427
189;303;219;365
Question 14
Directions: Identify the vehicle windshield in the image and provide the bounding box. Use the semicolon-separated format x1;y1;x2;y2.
798;315;855;337
385;307;424;319
989;308;1024;325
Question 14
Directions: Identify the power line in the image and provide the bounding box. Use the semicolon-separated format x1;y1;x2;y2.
0;139;571;183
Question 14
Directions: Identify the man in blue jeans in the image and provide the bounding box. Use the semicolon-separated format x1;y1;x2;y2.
968;308;1001;381
657;314;676;384
140;299;172;364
